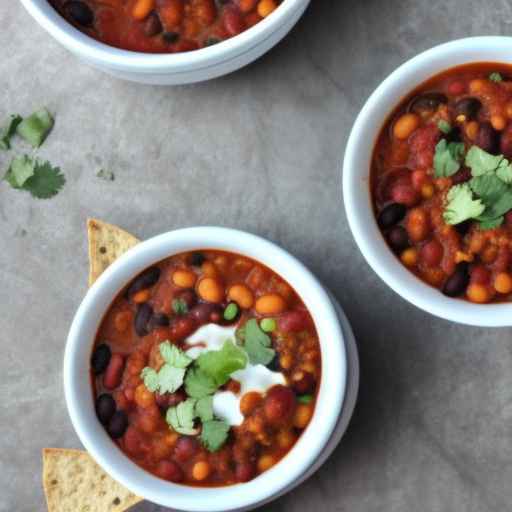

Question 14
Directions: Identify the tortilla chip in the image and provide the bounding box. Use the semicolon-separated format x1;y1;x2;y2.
42;448;142;512
87;218;140;286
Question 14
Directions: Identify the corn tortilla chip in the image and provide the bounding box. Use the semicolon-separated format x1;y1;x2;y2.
87;218;140;286
42;448;142;512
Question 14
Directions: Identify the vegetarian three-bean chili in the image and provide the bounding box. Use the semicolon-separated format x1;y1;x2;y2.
91;250;321;486
49;0;282;53
372;63;512;303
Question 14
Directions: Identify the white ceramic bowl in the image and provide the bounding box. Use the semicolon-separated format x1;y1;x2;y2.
343;36;512;327
19;0;310;84
64;227;348;511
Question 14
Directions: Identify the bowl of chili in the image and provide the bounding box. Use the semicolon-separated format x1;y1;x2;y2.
344;36;512;326
64;227;352;510
19;0;310;84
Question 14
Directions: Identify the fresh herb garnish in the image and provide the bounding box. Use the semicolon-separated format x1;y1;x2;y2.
297;394;313;404
166;398;198;435
489;72;503;83
141;341;192;394
96;169;115;181
3;155;65;199
195;396;214;422
16;108;54;148
437;120;452;135
0;115;22;150
200;420;230;452
184;367;218;398
242;319;275;366
434;139;465;178
172;298;189;315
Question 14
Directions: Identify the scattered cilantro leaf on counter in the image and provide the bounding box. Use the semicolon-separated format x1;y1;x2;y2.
195;396;214;423
200;420;230;452
443;183;485;225
96;169;115;181
434;140;465;177
196;340;247;386
437;120;451;134
185;367;218;398
0;115;22;150
172;298;189;315
166;399;198;435
242;319;275;366
489;72;503;82
4;154;36;188
16;108;54;148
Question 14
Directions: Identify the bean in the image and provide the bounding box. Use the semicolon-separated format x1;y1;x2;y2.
264;385;296;425
135;303;153;337
475;122;500;155
132;0;155;20
277;310;311;332
134;384;155;408
192;461;211;481
495;272;512;294
409;92;447;113
172;269;197;289
190;303;221;324
162;31;180;44
64;1;94;27
257;454;276;472
293;404;313;429
169;316;196;341
223;5;246;35
500;125;512;158
150;312;170;328
240;392;263;416
155;390;186;410
390;183;419;207
292;372;316;394
156;460;184;482
189;252;205;266
103;353;125;390
255;293;286;315
455;220;471;236
451;168;471;185
257;0;277;17
144;12;162;36
95;394;116;425
454;97;482;120
442;263;469;297
377;203;406;229
227;284;254;309
91;344;111;375
174;437;199;462
393;113;420;140
445;125;462;143
235;462;255;483
467;283;491;303
127;267;160;298
107;410;128;438
387;226;409;252
197;277;224;303
420;239;444;267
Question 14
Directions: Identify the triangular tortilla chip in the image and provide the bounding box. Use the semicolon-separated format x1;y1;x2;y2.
42;448;142;512
87;218;140;286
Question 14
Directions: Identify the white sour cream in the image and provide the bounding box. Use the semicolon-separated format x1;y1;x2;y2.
184;323;285;426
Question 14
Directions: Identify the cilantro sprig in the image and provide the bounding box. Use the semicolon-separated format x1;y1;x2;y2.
434;140;465;178
0;115;22;151
237;319;276;366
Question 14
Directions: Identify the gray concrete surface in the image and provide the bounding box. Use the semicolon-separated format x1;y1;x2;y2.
2;1;512;511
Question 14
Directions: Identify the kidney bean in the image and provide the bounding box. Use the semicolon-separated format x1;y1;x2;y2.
387;226;409;252
189;252;205;266
107;410;128;439
95;394;116;425
264;385;296;425
155;389;186;410
278;310;312;333
470;265;490;285
292;372;316;394
409;92;447;113
156;460;184;482
174;437;199;462
189;303;222;324
451;168;471;185
127;267;161;298
144;12;163;36
103;354;125;390
455;220;471;236
500;125;512;159
91;344;111;375
475;122;500;155
170;316;196;341
123;426;145;456
135;303;153;337
442;263;469;297
420;239;444;267
64;1;94;26
150;312;170;328
223;5;246;36
377;203;407;229
454;97;482;119
235;462;256;483
390;183;419;207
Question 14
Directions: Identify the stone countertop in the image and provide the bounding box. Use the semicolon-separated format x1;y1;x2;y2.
2;1;512;511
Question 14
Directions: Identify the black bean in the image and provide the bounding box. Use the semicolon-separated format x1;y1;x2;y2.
409;92;447;113
162;32;180;44
189;252;205;267
445;126;462;143
127;267;160;298
95;394;116;425
475;122;500;155
107;411;128;439
189;303;221;324
455;220;471;236
454;97;482;120
144;12;162;37
135;303;153;337
150;312;170;328
442;263;469;297
64;1;94;27
378;203;407;229
387;226;409;252
91;344;111;375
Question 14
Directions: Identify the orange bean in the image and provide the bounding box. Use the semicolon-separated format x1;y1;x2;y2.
197;277;224;303
393;113;420;140
172;269;197;288
228;284;254;309
132;0;155;20
255;293;286;315
133;289;150;304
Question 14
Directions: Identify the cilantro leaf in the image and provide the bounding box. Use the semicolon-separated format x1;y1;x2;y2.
16;108;54;148
185;367;218;398
195;396;214;422
434;140;465;178
477;189;512;220
489;72;503;82
200;420;229;452
22;161;65;199
166;398;198;435
96;169;115;181
298;394;313;404
469;174;508;205
479;216;504;230
4;154;36;188
157;365;187;394
0;115;22;150
465;146;505;177
160;341;192;368
443;183;486;225
243;319;275;366
496;159;512;184
196;340;247;387
172;298;188;315
140;367;159;392
437;120;451;134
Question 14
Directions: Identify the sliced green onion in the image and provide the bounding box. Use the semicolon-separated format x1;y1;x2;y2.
297;394;313;404
223;303;239;321
16;108;54;148
260;318;276;333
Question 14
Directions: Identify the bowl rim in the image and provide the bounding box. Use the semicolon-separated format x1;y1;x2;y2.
64;226;347;511
343;36;512;327
19;0;310;73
